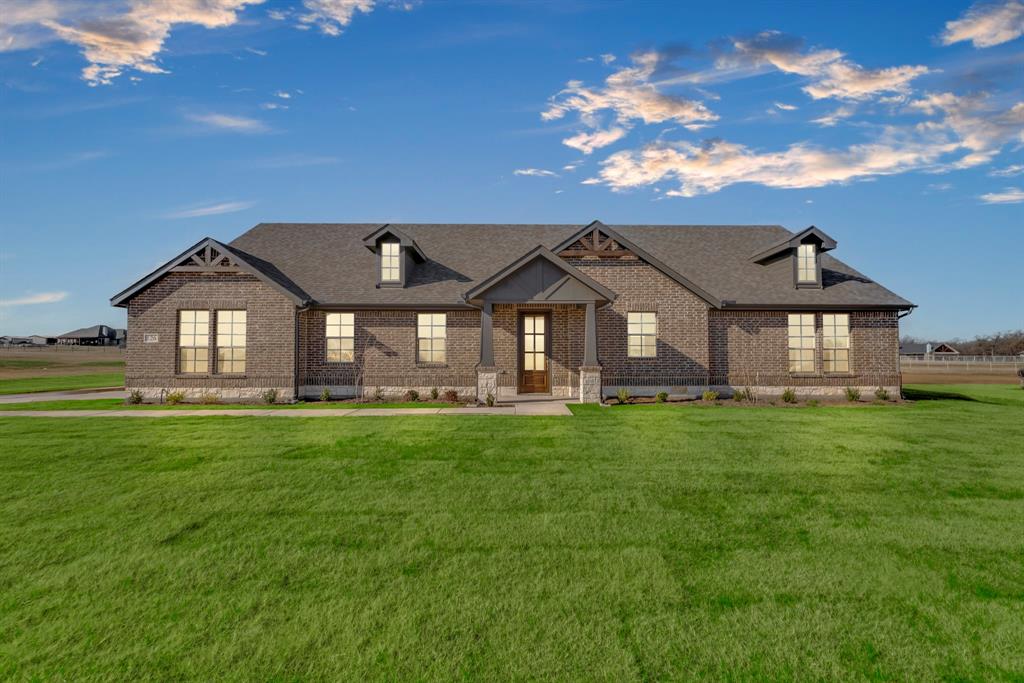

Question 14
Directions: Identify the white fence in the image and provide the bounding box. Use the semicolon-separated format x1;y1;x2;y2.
901;356;1023;370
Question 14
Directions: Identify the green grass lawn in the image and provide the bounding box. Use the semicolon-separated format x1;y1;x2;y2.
1;385;1022;679
0;372;124;395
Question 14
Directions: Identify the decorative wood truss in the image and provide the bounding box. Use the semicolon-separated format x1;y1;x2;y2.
558;226;636;258
170;244;241;272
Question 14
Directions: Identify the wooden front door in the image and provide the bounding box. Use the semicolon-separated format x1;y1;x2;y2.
519;312;550;394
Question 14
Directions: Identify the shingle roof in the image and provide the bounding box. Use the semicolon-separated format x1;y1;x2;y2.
227;223;913;309
60;324;115;339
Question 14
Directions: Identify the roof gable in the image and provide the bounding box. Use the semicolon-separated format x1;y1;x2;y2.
362;224;427;262
552;221;721;307
464;245;616;304
110;237;310;308
750;225;838;263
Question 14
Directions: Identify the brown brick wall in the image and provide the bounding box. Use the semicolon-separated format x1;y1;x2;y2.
297;309;480;391
568;258;711;386
125;272;296;394
708;309;900;387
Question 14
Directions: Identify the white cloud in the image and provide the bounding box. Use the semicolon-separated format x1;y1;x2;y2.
589;130;962;197
562;127;628;154
542;52;717;154
990;163;1024;176
245;47;267;56
979;186;1024;203
600;53;616;65
774;102;798;111
274;90;292;98
298;0;375;36
24;1;266;85
0;291;68;307
544;52;718;128
729;31;929;101
907;93;1024;169
0;0;62;52
811;104;856;127
513;168;559;177
942;0;1024;47
187;112;269;133
260;102;288;110
164;200;255;219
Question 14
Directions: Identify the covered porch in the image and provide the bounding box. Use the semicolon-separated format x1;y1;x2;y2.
464;246;615;403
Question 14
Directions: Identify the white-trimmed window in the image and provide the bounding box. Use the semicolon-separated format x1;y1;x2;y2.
178;310;209;374
788;313;815;373
216;310;246;373
797;244;817;283
627;312;657;358
417;313;446;363
380;241;400;282
326;313;355;362
822;313;850;373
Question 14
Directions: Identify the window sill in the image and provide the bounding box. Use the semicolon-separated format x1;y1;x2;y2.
824;372;854;378
789;372;820;378
416;363;449;369
175;374;209;379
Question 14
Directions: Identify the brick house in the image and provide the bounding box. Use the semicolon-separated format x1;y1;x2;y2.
111;221;914;402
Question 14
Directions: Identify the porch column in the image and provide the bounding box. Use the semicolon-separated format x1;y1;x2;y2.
480;301;494;366
477;301;498;403
580;302;602;403
583;302;598;366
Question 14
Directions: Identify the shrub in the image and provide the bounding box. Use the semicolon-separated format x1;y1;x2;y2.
655;391;668;403
732;390;745;402
166;391;185;405
430;386;439;400
404;389;420;402
874;387;889;401
373;387;385;402
807;399;820;408
320;387;331;402
485;392;495;407
1017;369;1023;388
126;389;143;405
781;387;797;404
617;388;630;405
702;390;719;402
742;386;756;403
845;386;861;402
200;393;220;405
261;388;278;404
443;389;460;403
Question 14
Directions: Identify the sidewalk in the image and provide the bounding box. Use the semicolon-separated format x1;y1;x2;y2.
0;401;574;417
0;388;125;404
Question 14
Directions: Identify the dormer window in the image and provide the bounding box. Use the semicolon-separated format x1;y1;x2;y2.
797;243;817;284
380;241;400;283
362;225;428;289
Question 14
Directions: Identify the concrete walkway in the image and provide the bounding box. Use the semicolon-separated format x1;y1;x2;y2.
0;400;574;417
0;387;125;404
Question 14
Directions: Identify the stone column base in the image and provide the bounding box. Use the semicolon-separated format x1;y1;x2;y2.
579;366;602;403
477;366;498;404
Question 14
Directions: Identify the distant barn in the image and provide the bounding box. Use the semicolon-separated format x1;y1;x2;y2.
900;341;960;360
57;325;126;347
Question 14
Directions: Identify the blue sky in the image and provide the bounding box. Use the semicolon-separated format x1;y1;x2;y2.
1;0;1022;340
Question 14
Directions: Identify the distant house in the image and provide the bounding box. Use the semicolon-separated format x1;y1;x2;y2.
1;335;54;346
900;341;960;360
58;325;124;346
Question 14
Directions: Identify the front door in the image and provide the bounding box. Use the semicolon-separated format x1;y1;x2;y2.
519;312;550;394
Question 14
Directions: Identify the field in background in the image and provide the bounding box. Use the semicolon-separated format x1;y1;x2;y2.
901;359;1020;384
0;347;124;394
1;384;1022;679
